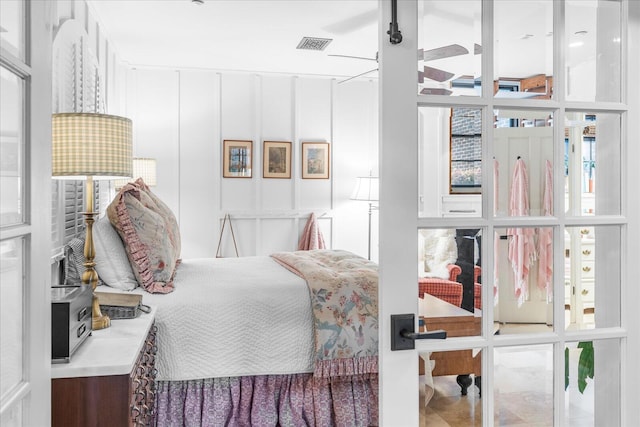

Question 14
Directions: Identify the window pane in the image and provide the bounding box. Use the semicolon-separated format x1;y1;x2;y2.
0;66;24;227
565;339;621;426
494;0;554;100
451;108;482;194
495;227;553;333
564;112;621;216
566;0;622;102
564;226;620;331
493;109;554;218
0;0;24;60
495;344;553;425
418;0;481;97
0;238;24;398
418;228;482;315
420;348;482;424
419;106;482;218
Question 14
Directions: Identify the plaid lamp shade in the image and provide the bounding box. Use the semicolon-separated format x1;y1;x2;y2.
52;113;133;179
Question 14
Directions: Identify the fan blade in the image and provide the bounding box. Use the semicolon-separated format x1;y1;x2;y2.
338;68;378;84
420;88;453;96
328;54;377;62
423;66;455;82
420;44;469;61
474;43;482;55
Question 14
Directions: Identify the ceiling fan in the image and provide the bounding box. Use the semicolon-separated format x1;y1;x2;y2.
332;43;480;87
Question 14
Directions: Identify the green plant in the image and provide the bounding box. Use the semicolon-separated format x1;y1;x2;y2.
565;341;594;393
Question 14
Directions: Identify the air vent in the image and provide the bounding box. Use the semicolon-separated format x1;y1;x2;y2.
296;37;333;51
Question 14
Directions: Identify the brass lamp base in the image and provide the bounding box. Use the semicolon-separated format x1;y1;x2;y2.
92;295;111;330
81;197;111;331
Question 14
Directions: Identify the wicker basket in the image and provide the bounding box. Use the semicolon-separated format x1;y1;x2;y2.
95;292;150;319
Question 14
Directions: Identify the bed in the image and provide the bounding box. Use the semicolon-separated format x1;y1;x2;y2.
82;179;379;426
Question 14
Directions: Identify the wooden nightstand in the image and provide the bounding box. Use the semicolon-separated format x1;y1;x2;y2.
51;306;156;426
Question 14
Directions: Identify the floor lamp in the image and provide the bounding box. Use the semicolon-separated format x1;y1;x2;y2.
350;175;379;260
52;113;133;330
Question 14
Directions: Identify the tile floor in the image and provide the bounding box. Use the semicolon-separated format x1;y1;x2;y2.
419;321;597;426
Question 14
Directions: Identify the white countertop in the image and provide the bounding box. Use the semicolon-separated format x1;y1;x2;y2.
51;306;156;379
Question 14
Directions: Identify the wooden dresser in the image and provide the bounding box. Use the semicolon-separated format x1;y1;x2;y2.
51;307;156;426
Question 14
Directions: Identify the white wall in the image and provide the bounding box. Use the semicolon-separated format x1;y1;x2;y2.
333;80;379;261
126;69;378;260
51;0;379;262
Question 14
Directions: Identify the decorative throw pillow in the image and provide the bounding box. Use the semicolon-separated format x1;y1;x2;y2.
64;237;105;287
107;179;180;293
64;237;86;285
93;215;139;291
138;180;181;259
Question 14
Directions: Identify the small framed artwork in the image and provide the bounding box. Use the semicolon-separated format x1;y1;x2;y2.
263;141;291;179
301;142;330;179
223;140;253;178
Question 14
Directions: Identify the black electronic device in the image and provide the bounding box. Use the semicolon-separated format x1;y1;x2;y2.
51;285;92;363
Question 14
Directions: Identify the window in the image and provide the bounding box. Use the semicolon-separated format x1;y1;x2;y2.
450;107;481;194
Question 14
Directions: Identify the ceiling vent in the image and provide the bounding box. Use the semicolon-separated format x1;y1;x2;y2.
296;37;333;51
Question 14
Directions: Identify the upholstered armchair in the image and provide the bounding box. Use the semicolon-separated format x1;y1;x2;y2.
473;265;497;310
474;265;482;310
418;264;464;307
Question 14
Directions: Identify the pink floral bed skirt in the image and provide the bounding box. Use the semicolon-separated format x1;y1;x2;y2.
154;373;378;426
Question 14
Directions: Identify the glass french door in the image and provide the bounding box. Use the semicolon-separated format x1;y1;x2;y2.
0;1;52;425
378;0;638;425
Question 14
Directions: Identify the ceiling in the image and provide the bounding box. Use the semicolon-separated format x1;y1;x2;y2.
88;0;379;79
87;0;596;82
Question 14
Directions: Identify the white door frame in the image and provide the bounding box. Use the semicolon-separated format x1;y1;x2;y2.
0;0;52;425
378;0;420;424
378;0;640;425
621;2;640;424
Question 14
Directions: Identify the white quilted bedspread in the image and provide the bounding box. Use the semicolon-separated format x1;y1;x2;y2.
121;257;315;381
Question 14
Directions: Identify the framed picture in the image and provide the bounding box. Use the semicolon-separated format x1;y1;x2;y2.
301;142;330;179
223;140;252;178
263;141;291;179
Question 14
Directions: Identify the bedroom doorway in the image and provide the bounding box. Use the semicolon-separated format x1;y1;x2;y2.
378;0;638;425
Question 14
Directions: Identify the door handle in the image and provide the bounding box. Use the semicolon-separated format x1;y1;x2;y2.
401;330;447;340
391;313;447;351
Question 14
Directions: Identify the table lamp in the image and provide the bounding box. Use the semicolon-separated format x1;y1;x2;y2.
350;174;379;260
52;112;132;330
114;157;157;189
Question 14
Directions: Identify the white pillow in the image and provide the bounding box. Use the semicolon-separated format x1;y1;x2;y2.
421;229;458;279
93;215;138;291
